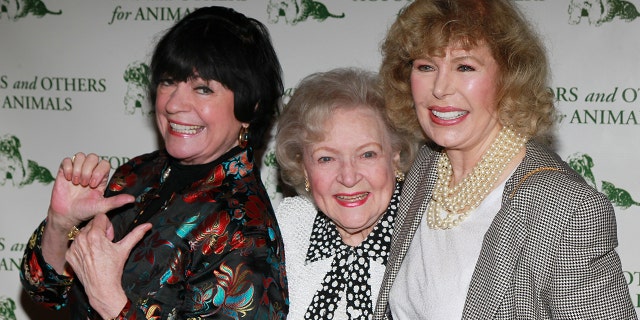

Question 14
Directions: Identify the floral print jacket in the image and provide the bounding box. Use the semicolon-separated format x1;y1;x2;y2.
20;147;289;319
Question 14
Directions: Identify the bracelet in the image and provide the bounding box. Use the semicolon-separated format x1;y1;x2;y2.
67;225;80;241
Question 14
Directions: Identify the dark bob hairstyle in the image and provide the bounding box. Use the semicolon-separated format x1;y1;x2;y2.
149;6;283;149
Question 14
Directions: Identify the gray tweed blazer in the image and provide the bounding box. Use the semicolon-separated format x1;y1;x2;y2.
373;142;636;319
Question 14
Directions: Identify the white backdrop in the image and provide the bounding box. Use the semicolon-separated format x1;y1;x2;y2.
0;1;638;319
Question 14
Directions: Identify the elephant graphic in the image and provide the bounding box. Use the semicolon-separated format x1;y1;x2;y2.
123;61;152;116
0;134;54;187
568;0;640;25
267;0;344;25
0;0;61;20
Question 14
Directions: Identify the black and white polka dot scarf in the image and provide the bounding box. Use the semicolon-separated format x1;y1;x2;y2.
304;182;402;319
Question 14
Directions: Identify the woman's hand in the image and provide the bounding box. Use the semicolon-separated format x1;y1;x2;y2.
48;152;134;229
42;152;135;273
65;213;152;319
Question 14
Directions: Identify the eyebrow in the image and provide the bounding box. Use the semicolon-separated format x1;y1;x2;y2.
311;142;385;155
451;53;486;66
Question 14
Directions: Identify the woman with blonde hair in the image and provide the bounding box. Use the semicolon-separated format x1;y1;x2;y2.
373;0;635;319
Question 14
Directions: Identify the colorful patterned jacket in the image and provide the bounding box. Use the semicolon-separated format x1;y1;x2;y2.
20;147;289;319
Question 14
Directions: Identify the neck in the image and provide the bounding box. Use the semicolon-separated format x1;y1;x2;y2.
426;127;527;229
446;128;502;186
338;226;374;247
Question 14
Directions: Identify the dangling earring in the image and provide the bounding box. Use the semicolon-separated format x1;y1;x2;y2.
395;169;405;182
304;177;310;192
238;126;249;148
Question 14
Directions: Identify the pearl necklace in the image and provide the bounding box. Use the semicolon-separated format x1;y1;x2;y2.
426;127;526;230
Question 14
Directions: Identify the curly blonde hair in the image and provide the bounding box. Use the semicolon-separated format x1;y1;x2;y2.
276;68;418;197
381;0;555;142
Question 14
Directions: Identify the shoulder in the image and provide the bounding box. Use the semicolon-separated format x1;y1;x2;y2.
511;142;595;197
276;196;317;235
275;196;316;244
507;142;610;220
107;150;165;195
276;196;316;220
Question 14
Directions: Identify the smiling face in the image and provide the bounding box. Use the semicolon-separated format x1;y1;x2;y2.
303;106;399;246
410;43;502;157
155;76;245;165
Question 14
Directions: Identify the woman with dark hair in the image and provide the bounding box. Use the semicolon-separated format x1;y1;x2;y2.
20;6;288;319
372;0;635;319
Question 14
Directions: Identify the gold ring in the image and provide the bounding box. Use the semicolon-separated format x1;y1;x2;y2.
71;155;76;162
67;225;80;241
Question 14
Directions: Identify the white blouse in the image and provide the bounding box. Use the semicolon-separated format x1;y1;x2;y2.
276;183;400;319
389;179;507;320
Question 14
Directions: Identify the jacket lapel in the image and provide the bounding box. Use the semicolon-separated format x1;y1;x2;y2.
461;183;527;319
462;142;556;319
375;142;563;319
374;146;438;319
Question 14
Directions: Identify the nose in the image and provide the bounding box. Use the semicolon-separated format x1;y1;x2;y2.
432;69;454;99
337;159;361;187
164;82;193;113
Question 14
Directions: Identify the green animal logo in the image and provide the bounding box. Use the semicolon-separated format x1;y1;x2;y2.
123;61;152;116
568;0;640;25
567;153;597;188
0;296;17;320
0;134;54;187
263;150;278;169
267;0;345;25
262;149;284;200
567;152;639;210
602;181;640;209
0;0;61;20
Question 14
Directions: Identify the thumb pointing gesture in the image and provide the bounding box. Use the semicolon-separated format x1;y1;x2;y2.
66;213;152;319
116;222;153;252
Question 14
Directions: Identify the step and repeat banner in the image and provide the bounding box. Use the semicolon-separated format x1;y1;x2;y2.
1;0;638;318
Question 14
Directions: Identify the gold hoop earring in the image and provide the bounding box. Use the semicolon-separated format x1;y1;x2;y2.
304;177;310;192
238;126;249;148
395;169;405;182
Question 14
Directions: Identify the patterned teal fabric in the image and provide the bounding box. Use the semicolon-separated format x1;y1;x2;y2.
21;147;288;319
